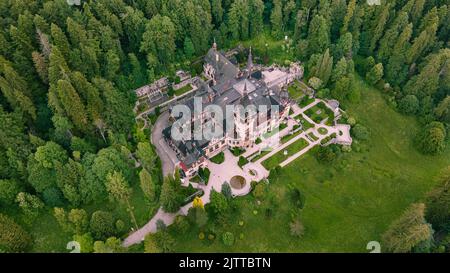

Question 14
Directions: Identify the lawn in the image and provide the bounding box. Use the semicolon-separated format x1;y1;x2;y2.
210;152;225;164
262;138;309;170
168;75;450;252
298;96;316;108
304;102;335;125
292;115;314;131
239;29;294;65
174;84;193;97
307;132;319;141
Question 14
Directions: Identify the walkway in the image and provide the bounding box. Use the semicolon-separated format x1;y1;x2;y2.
122;150;259;247
150;111;178;177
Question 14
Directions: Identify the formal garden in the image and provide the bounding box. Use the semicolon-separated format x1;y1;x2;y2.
155;76;450;252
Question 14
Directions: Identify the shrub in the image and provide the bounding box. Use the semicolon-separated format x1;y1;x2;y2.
351;124;370;141
0;213;32;252
238;156;248;168
398;95;420;115
90;211;115;240
416;122;447;155
222;232;235;246
42;187;65;207
210;152;225;164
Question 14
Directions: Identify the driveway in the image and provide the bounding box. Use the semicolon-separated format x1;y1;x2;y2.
151;111;178;177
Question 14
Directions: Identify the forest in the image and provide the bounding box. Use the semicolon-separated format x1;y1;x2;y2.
0;0;449;253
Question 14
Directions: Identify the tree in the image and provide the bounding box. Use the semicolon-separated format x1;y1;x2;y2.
55;79;88;132
15;192;44;224
425;167;450;231
144;231;175;253
382;203;433;253
68;209;89;235
416;122;447;155
89;210;115;240
331;76;351;101
270;0;283;39
160;174;184;213
0;213;32;252
365;63;383;86
0;179;21;206
187;206;208;228
0;63;37;120
27;141;68;193
136;142;157;172
105;171;138;229
309;49;333;86
141;15;176;65
398;95;420;115
221;182;233;199
209;189;229;216
307;15;330;55
351;124;370;141
340;0;356;35
93;237;125;253
73;233;94;253
139;169;156;201
183;37;195;59
93;78;133;134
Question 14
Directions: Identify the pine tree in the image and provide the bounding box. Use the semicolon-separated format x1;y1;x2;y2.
270;0;283;39
307;15;330;55
56;79;88;132
139;169;156;201
141;15;176;65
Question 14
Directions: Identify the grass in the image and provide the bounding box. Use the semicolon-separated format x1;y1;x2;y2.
169;75;450;252
305;102;335;125
239;29;294;65
318;127;328;135
174;84;193;97
210;152;225;164
262;138;309;170
298;96;316;108
281;129;303;144
238;156;249;168
293;116;314;131
307;132;319;141
231;147;245;157
250;150;271;162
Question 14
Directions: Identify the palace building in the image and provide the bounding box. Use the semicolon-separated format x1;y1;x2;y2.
163;42;303;178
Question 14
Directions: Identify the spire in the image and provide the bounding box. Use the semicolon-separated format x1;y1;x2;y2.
247;46;253;78
243;80;248;95
212;37;217;50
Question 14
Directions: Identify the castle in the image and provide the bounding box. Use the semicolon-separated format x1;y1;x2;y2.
163;42;303;178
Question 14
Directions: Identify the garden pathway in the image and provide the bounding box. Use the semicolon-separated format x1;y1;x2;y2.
122;150;257;247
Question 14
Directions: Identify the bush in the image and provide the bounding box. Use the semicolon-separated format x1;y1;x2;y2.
90;211;115;240
416;122;447;155
315;146;337;164
210;152;225;164
0;179;20;205
238;156;248;168
222;232;235;246
42;187;65;207
398;95;420;115
0;213;32;252
351;124;370;141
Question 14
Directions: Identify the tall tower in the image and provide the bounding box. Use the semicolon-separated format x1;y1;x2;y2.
247;46;253;78
212;37;217;51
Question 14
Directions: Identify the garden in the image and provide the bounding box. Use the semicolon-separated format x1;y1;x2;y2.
304;102;335;125
262;138;309;170
162;76;450;252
